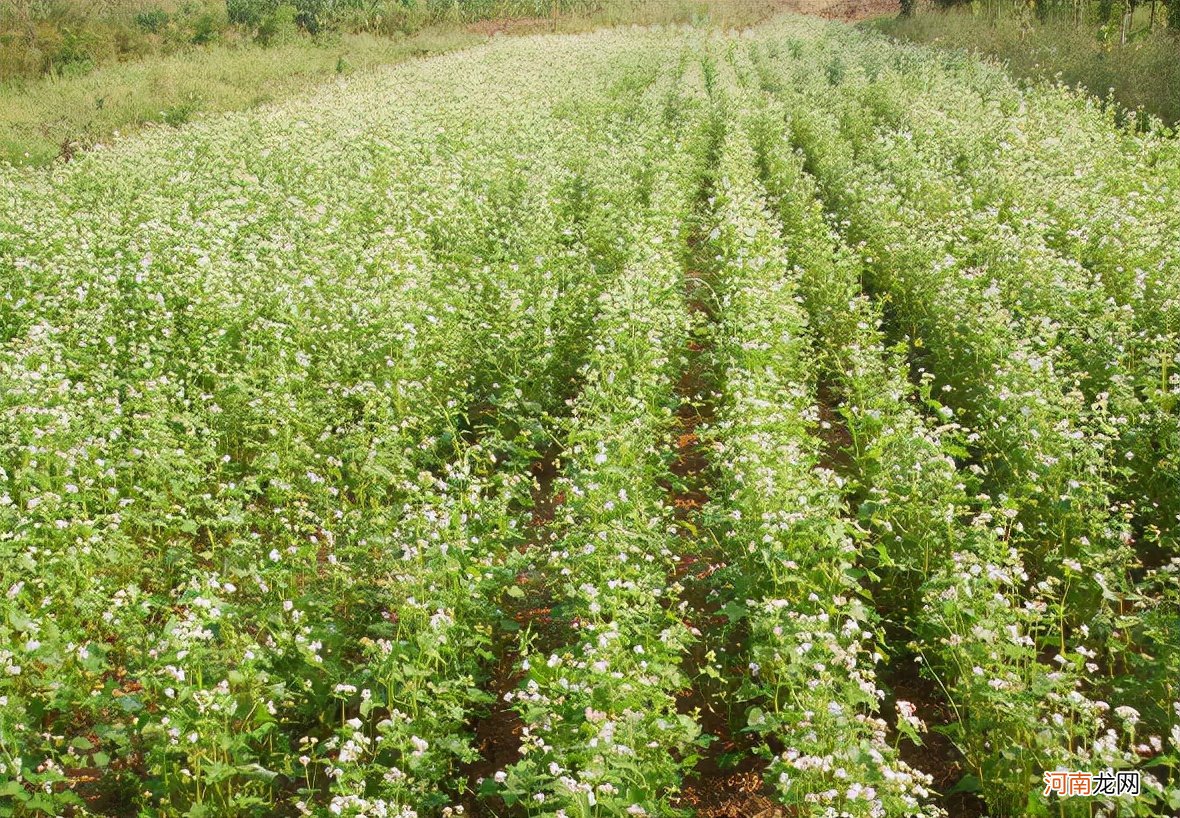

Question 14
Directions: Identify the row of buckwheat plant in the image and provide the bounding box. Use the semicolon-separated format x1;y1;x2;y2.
751;33;1133;592
0;32;684;817
835;33;1177;564
756;27;1178;806
842;73;1180;785
702;75;938;818
484;52;716;818
765;56;1179;789
744;33;1179;814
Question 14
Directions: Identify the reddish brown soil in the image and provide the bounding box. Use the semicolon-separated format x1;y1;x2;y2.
815;380;855;473
678;769;786;818
466;16;555;36
460;443;567;816
664;257;784;818
527;443;564;531
461;647;526;814
778;0;901;21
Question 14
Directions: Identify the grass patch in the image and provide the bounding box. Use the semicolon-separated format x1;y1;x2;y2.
869;9;1180;126
0;27;481;166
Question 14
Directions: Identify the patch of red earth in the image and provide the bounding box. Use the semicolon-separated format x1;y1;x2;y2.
526;442;564;527
815;380;855;473
461;649;526;816
466;16;555;37
776;0;901;21
666;292;780;818
677;769;787;818
672;608;779;818
461;443;568;815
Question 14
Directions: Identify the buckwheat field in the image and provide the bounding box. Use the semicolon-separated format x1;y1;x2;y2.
1;14;1178;818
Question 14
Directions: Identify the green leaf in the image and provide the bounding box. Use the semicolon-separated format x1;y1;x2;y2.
746;706;767;730
1167;788;1180;811
237;763;279;782
719;600;747;623
717;749;748;770
117;695;144;713
946;773;982;795
7;610;34;631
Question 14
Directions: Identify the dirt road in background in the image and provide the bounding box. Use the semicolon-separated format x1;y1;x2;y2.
780;0;901;21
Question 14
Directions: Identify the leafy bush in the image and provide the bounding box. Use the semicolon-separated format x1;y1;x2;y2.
161;95;200;125
256;3;299;44
226;0;365;32
0;2;235;80
0;35;44;78
134;7;171;33
37;23;122;75
189;11;223;43
226;0;275;27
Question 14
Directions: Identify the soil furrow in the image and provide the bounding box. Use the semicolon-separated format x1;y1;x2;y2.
459;442;565;817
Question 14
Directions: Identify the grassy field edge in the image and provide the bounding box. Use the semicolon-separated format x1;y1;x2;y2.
0;25;486;168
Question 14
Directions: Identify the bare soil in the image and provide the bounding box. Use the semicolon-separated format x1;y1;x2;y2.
459;443;566;816
466;16;556;37
779;0;901;21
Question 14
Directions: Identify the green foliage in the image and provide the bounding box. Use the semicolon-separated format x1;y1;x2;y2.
161;94;200;124
0;28;480;166
226;0;277;27
190;10;225;43
1166;0;1180;28
134;7;171;33
228;0;366;32
0;0;786;89
255;3;299;44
